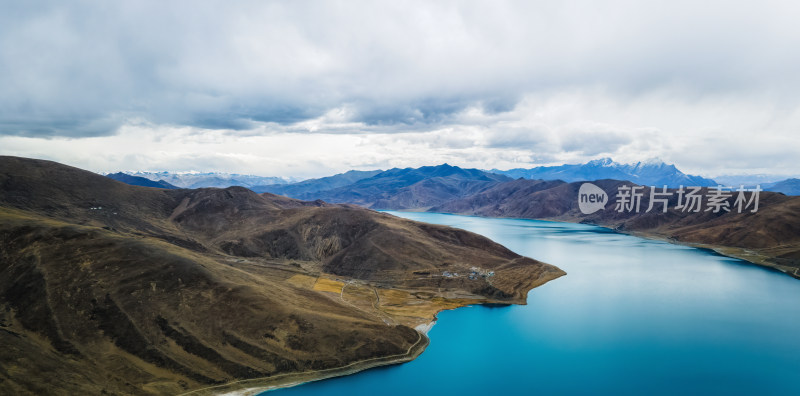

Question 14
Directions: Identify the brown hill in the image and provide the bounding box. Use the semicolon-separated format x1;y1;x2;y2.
0;156;564;395
431;178;800;279
431;178;569;217
286;164;512;210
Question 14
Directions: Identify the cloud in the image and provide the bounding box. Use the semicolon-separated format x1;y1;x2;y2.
3;0;800;136
558;124;634;156
0;1;799;176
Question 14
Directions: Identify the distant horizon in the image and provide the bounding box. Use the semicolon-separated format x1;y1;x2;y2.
90;157;797;183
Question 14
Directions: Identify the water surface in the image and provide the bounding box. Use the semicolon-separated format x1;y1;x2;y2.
269;212;800;395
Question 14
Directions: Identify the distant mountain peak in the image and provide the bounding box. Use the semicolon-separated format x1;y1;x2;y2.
639;157;666;166
625;158;675;173
491;158;715;188
586;157;617;167
421;163;457;172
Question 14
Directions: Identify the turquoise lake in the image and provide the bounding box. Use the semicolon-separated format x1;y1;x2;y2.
268;212;800;395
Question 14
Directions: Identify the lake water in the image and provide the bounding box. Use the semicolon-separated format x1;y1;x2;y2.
268;212;800;395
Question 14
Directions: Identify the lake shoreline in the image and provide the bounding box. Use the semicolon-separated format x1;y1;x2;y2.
622;229;800;280
402;210;800;281
178;331;430;396
178;265;565;396
260;212;800;395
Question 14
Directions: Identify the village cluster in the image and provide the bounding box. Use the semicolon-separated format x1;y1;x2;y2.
442;266;495;280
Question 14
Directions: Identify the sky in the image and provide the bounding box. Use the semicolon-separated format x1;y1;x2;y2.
1;0;799;179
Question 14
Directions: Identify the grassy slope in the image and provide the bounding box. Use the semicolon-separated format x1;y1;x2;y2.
0;156;564;395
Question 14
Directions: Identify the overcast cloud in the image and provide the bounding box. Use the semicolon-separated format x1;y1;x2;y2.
1;0;799;177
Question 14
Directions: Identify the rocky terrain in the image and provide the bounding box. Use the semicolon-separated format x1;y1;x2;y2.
0;156;564;395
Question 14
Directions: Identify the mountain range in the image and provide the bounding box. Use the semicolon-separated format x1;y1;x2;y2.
106;172;180;189
117;171;296;189
262;164;512;210
242;159;800;278
765;178;800;196
0;156;562;395
244;159;726;210
252;169;383;196
97;159;800;280
110;160;799;204
490;158;718;187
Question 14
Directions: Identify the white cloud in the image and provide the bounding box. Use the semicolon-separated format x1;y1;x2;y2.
0;1;799;176
3;87;798;178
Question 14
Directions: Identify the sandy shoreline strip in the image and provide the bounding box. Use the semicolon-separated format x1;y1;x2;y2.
414;320;436;336
178;330;430;396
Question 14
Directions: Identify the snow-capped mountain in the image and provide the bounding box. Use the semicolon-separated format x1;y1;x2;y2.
118;171;297;189
490;158;717;187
